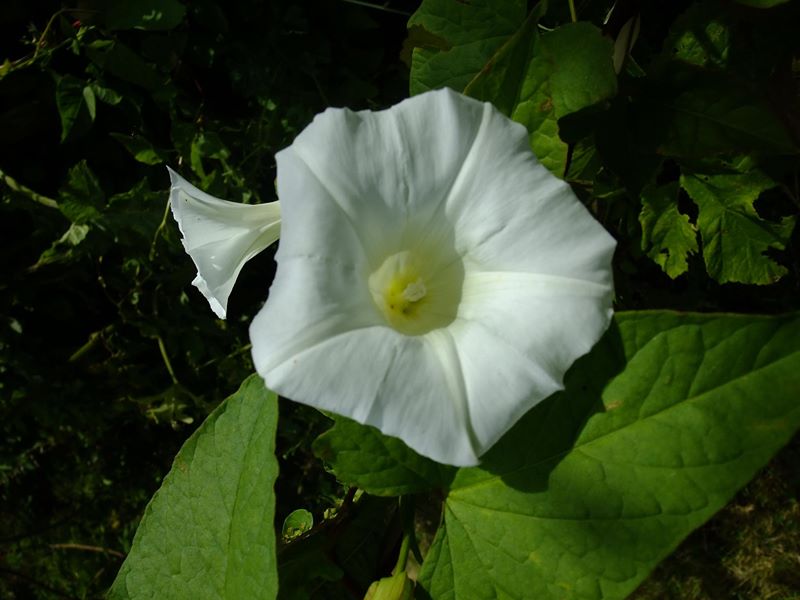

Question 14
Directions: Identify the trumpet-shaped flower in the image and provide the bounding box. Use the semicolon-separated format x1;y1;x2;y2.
168;169;281;319
170;88;615;466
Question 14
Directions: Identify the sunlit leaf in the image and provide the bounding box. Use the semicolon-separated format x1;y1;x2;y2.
639;182;698;279
407;0;526;95
469;21;616;174
408;2;617;175
419;311;800;600
681;170;794;284
281;509;314;541
110;376;279;600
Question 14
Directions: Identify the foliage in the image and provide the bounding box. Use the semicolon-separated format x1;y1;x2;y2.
110;376;278;599
1;0;799;599
1;0;408;596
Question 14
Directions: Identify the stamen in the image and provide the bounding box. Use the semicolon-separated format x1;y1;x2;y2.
402;278;427;303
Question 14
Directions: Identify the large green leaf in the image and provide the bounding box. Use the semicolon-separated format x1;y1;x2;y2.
110;375;279;600
407;0;526;96
470;21;616;174
680;171;795;284
313;416;454;496
639;182;698;279
408;0;616;175
417;311;800;600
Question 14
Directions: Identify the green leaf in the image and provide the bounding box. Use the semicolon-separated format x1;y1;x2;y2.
55;75;96;142
419;311;800;600
680;171;794;284
33;223;91;268
104;0;186;31
111;133;168;165
58;161;105;224
637;77;797;157
110;375;279;600
278;496;396;600
82;85;96;121
281;509;314;541
104;179;166;247
90;82;123;105
664;1;732;70
190;130;231;178
313;416;455;496
407;0;527;96
639;182;698;279
468;17;618;173
86;40;161;91
409;1;617;176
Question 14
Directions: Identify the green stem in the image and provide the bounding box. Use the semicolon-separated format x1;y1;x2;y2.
392;495;416;575
157;336;180;385
149;198;172;260
568;0;577;22
69;325;113;362
392;530;411;576
0;168;59;209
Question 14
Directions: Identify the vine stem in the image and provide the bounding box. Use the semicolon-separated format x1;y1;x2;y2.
392;530;411;576
392;495;416;575
49;542;124;559
0;167;59;209
568;0;578;22
157;336;180;385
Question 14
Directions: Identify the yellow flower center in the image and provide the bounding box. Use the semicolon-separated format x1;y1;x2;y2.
368;249;462;335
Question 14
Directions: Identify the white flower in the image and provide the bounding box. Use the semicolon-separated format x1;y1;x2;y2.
168;168;281;319
171;88;615;466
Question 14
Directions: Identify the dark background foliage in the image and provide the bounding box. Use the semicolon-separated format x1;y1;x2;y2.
0;0;415;595
0;0;797;598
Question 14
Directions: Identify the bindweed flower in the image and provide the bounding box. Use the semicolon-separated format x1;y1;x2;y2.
170;88;615;466
168;170;281;319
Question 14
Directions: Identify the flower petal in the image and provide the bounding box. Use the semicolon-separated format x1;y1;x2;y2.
253;322;481;466
441;103;617;285
168;168;281;319
288;88;487;263
454;270;614;453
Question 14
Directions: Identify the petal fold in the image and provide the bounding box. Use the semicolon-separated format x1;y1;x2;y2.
168;168;281;318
